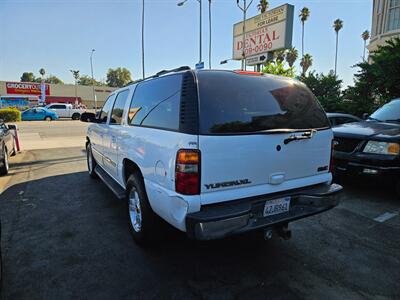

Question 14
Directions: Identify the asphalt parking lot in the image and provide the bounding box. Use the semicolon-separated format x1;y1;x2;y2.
0;121;399;299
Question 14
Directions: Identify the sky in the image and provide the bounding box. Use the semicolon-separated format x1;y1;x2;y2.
0;0;372;88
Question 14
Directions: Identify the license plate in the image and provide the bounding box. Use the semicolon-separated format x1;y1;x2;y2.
263;197;291;217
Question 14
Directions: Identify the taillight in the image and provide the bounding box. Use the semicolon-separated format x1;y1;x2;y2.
330;140;336;173
175;149;200;195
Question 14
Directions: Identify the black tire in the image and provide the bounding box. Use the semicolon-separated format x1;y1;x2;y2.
126;173;162;245
72;113;80;120
86;143;98;179
10;138;16;157
44;116;52;121
0;146;9;176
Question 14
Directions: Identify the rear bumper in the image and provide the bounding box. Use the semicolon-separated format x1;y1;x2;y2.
334;152;400;179
186;183;343;240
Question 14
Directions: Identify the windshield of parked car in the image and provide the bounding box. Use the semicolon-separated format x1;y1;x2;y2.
197;71;330;134
369;99;400;123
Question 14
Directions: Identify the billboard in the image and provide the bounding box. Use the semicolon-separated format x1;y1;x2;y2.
6;82;50;96
233;4;294;65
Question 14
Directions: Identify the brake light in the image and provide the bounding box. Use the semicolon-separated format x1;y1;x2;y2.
175;149;200;195
330;140;336;173
234;70;263;76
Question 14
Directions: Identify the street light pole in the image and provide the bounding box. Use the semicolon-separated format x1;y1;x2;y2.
90;49;97;113
178;0;202;64
142;0;145;79
208;0;211;69
237;0;253;71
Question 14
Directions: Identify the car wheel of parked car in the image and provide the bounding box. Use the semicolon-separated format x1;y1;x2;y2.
86;143;98;179
126;173;161;245
44;116;52;121
0;146;9;176
72;113;80;120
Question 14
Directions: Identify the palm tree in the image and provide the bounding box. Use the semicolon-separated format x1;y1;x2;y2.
257;0;269;13
274;49;286;63
333;19;343;76
39;68;45;79
285;47;298;67
300;53;313;75
361;30;370;61
299;7;310;58
70;70;80;105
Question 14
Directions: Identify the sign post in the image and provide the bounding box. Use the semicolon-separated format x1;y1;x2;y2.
232;4;294;66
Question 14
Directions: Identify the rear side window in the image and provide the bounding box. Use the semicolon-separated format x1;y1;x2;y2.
128;74;182;131
110;89;129;125
99;94;115;123
197;71;330;134
50;104;65;109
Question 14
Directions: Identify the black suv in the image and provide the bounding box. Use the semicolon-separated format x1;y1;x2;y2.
333;99;400;193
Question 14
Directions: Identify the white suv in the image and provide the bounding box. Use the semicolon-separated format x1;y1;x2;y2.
81;67;342;244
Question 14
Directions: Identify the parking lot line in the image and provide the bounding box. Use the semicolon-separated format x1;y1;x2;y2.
373;211;398;223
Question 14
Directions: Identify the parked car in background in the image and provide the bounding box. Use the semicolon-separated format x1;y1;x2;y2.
327;113;361;127
82;67;342;245
21;107;58;121
333;99;400;194
0;120;16;175
46;103;86;120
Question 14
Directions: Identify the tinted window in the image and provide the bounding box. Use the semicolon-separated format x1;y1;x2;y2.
50;104;65;109
99;94;115;123
110;90;130;125
128;75;182;130
197;71;329;134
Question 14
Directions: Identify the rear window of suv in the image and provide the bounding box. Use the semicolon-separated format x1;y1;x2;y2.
197;71;329;134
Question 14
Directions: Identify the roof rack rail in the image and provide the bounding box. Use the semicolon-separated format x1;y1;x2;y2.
124;66;191;87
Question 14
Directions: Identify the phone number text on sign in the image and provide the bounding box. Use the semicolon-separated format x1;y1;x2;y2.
233;21;286;60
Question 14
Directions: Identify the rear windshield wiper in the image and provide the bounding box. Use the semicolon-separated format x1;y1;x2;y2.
284;130;316;145
255;128;314;134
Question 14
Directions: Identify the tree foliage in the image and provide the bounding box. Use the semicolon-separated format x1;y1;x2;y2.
20;72;36;82
78;75;104;86
300;54;313;75
44;75;64;84
106;67;132;87
300;71;344;112
262;61;295;78
257;0;269;13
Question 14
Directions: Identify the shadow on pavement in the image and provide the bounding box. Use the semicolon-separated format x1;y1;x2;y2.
0;171;399;299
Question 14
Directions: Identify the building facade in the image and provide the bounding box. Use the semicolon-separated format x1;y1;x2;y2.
0;81;116;109
368;0;400;52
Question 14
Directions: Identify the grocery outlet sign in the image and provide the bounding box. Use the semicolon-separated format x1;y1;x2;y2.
233;4;294;65
6;82;50;95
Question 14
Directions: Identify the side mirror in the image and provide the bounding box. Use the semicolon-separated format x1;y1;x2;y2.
362;113;369;120
80;112;98;123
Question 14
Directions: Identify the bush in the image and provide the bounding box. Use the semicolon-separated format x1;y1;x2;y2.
0;108;22;122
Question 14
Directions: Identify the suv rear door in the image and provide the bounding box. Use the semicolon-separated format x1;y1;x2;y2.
196;71;332;205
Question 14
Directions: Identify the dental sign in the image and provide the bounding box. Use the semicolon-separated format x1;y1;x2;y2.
6;82;50;96
233;4;294;65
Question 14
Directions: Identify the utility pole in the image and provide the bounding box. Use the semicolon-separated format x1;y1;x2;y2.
142;0;145;79
208;0;211;69
178;0;202;64
90;49;97;112
237;0;253;70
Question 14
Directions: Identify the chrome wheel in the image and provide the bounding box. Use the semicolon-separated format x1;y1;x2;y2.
129;189;142;232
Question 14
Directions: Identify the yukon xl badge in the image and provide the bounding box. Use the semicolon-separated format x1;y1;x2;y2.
205;179;252;190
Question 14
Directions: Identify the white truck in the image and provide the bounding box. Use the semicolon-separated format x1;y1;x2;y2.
46;103;86;120
81;67;343;245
